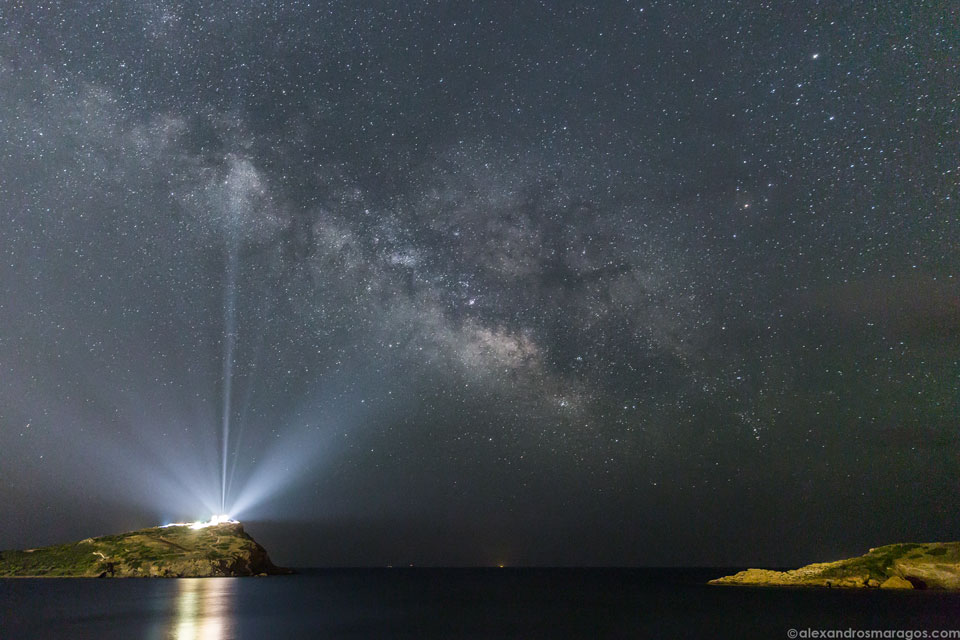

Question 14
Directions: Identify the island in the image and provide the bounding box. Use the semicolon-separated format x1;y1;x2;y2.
710;542;960;590
0;521;292;578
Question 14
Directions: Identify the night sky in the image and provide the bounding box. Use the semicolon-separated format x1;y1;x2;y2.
1;1;957;568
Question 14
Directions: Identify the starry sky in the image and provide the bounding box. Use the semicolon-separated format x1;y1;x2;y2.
0;1;957;567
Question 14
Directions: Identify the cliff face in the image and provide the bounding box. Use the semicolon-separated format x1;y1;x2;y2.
0;522;291;578
710;542;960;590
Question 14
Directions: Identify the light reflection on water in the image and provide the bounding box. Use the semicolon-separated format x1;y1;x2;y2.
169;578;236;640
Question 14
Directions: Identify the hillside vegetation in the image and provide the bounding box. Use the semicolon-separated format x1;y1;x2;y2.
0;522;290;578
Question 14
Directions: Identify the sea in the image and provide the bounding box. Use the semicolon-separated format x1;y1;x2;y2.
2;568;959;639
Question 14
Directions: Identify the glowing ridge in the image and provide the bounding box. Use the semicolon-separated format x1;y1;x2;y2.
161;514;238;530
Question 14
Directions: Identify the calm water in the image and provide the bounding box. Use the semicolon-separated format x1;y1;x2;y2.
2;569;960;639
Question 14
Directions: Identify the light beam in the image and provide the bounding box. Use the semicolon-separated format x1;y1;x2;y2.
220;244;239;514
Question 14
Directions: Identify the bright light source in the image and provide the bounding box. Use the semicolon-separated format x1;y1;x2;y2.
161;514;238;530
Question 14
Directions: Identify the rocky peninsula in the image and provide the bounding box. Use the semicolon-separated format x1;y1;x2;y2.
0;521;291;578
710;542;960;590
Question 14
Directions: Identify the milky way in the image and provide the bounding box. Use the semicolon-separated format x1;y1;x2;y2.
0;2;956;566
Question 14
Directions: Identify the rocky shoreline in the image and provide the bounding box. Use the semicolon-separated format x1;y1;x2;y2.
710;542;960;590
